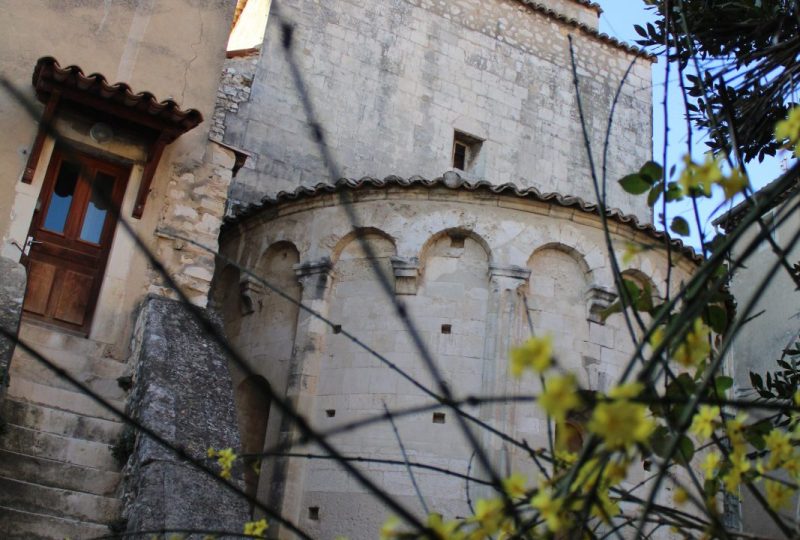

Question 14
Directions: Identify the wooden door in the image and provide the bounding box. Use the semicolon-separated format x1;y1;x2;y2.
22;148;129;335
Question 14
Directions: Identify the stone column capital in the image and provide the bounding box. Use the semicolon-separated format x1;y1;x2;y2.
293;258;333;300
390;256;419;295
585;285;617;324
488;264;531;283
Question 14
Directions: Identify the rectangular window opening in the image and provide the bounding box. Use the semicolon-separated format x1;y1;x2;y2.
325;409;336;418
441;324;452;335
433;412;446;424
308;506;320;521
452;131;483;173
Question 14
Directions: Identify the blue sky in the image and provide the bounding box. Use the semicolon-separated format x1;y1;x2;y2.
595;1;786;248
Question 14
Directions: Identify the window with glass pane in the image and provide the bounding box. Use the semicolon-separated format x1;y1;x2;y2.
42;160;80;233
79;172;114;244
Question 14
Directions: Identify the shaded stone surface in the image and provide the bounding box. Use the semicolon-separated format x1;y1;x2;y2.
0;256;26;400
123;294;249;534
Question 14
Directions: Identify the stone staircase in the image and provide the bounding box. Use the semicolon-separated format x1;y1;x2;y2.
0;324;129;539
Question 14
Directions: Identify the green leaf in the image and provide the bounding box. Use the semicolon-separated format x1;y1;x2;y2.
676;435;695;466
665;182;683;202
619;174;653;195
649;425;670;458
670;216;690;236
749;371;763;390
714;376;733;398
707;304;728;334
647;185;663;207
639;161;663;183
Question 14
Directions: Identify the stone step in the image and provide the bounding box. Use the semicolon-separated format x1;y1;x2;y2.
6;376;125;422
10;347;128;401
0;476;121;525
0;449;121;497
18;321;111;360
2;398;124;444
0;424;118;471
0;505;109;540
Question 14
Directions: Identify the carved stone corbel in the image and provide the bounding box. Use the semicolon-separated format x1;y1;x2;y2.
585;285;617;324
293;258;333;300
239;276;264;315
391;256;419;295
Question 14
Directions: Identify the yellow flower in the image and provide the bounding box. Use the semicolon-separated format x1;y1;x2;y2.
472;498;503;531
588;400;655;450
539;374;581;422
673;487;689;506
622;242;643;265
608;382;644;400
509;336;553;377
427;513;463;540
719;167;749;200
765;480;794;511
690;405;720;440
726;413;748;454
530;488;567;532
723;451;751;494
649;326;665;349
700;452;721;478
243;518;268;538
380;516;402;540
673;318;711;368
502;473;528;500
765;429;793;470
679;154;722;197
591;491;620;523
604;459;629;487
215;447;236;479
775;106;800;157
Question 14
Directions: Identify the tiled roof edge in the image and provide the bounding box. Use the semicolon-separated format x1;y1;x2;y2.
517;1;654;61
225;173;699;262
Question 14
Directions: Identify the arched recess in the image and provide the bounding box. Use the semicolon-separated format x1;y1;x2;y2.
248;241;301;363
210;264;242;340
234;375;271;504
319;228;397;432
417;228;493;275
526;243;591;369
416;228;491;388
330;227;397;266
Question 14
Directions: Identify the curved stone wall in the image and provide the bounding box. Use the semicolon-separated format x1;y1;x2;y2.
214;184;696;538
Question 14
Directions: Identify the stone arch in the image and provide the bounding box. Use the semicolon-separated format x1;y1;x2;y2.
418;228;492;274
330;227;397;265
234;375;271;503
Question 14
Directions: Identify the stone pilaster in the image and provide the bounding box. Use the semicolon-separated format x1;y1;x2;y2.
476;264;530;491
268;258;333;534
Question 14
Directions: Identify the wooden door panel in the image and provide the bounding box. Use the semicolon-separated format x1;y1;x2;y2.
23;260;57;315
52;270;94;326
22;147;130;334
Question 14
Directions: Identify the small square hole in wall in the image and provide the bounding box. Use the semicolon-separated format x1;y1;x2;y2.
441;324;452;335
332;324;342;334
325;409;336;418
433;412;446;424
449;234;465;248
308;506;320;520
451;130;483;173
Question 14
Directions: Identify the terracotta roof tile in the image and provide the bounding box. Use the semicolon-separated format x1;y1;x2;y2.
32;56;203;136
225;173;699;262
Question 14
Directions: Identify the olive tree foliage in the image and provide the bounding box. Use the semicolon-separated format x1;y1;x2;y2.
635;0;800;162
